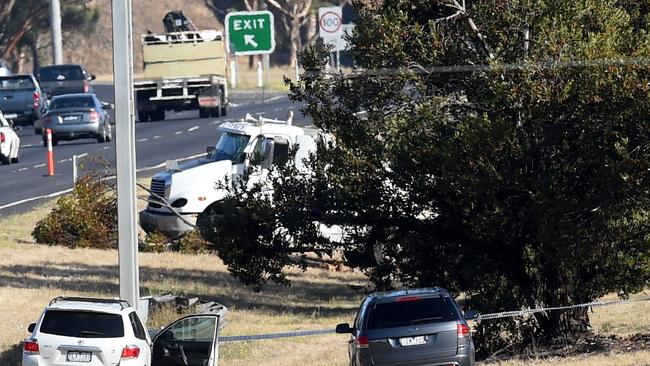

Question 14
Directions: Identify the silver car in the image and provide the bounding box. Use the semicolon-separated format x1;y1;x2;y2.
336;288;479;366
42;93;112;146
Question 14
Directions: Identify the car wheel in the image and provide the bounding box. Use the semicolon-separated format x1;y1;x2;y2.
52;137;58;146
105;124;112;142
97;126;107;143
138;111;150;122
220;106;227;116
35;127;42;135
199;107;210;118
11;149;19;163
1;153;10;165
42;136;47;147
210;107;221;118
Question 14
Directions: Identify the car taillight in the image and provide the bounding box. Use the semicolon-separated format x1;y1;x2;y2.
33;91;40;109
0;132;4;143
355;335;369;349
89;111;99;123
83;80;89;93
120;346;140;360
457;323;470;338
24;340;39;354
396;296;421;302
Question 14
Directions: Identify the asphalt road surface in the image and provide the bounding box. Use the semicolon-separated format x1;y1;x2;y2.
0;84;308;216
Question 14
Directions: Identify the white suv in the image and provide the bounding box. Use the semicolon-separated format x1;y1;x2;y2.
22;297;220;366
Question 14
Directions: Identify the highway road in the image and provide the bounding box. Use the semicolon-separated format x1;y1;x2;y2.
0;84;308;216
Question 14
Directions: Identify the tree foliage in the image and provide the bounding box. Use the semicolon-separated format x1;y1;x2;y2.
0;0;99;68
198;0;650;345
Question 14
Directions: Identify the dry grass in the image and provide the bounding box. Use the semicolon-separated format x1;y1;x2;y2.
488;351;650;366
0;199;648;365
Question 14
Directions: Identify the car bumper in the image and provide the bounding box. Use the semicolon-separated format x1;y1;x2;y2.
47;123;101;139
139;209;196;238
357;348;474;366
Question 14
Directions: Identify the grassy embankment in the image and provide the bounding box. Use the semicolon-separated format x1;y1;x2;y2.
0;187;648;366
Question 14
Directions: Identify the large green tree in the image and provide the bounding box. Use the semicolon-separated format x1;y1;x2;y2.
199;0;650;347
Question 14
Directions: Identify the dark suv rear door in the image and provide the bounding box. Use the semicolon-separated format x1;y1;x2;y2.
37;65;91;97
365;296;460;365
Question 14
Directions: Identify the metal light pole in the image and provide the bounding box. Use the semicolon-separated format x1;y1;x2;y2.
111;0;140;310
49;0;63;64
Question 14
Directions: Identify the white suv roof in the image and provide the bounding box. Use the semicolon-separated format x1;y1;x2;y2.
46;298;130;314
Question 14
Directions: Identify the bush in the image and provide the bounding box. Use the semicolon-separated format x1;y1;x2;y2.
32;174;117;248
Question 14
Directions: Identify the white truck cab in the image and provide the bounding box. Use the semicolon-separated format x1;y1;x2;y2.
139;114;318;237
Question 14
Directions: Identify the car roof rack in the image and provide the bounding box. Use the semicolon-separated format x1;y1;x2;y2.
49;297;131;309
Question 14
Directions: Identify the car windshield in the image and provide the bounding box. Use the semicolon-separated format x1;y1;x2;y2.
38;66;84;81
39;310;124;338
0;76;34;91
50;97;95;109
209;132;250;164
366;296;457;330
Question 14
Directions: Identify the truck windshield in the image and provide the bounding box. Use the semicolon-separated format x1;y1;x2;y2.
210;132;250;163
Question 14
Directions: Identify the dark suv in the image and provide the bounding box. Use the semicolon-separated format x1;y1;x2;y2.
36;64;95;99
336;288;479;366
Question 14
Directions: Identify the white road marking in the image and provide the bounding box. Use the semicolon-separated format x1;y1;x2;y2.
23;144;33;148
17;167;28;172
174;131;182;135
137;138;149;142
265;96;284;102
57;159;68;163
153;135;162;139
33;164;45;168
188;126;199;132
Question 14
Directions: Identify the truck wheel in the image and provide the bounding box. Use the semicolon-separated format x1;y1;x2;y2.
138;111;150;122
199;107;210;118
156;108;166;121
210;107;221;118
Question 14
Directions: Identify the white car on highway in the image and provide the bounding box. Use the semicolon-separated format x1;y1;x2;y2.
0;111;19;165
22;297;220;366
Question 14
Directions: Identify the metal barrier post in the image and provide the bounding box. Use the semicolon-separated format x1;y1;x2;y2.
46;129;54;176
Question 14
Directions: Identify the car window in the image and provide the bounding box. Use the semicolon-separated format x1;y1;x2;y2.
165;316;216;342
50;97;95;109
366;296;457;330
129;312;147;340
0;76;35;91
38;66;85;81
39;310;125;338
272;139;290;167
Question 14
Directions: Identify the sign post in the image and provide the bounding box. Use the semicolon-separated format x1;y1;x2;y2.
225;11;276;56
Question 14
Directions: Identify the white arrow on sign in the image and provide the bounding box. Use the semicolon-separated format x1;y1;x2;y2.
244;34;258;48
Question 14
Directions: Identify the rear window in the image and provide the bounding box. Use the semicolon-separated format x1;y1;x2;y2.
366;296;457;330
38;66;85;81
0;76;35;91
39;310;124;338
50;97;95;109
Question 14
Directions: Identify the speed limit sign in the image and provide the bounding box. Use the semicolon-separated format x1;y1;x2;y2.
319;7;342;39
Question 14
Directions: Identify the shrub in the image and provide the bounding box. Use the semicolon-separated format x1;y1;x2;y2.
32;174;117;248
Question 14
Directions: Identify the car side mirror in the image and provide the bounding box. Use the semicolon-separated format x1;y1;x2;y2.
206;146;216;158
28;323;36;333
464;310;480;320
335;323;353;334
101;102;114;110
261;139;274;170
90;75;96;81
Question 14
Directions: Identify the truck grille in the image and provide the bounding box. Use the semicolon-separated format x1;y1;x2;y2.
149;178;167;199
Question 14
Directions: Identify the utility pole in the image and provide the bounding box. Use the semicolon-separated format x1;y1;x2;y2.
49;0;63;64
111;0;140;311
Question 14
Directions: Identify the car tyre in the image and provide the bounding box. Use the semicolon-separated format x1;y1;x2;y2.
138;110;150;122
220;106;227;116
1;153;10;165
210;107;221;118
35;127;42;135
97;126;107;143
199;107;210;118
11;149;19;164
105;124;112;142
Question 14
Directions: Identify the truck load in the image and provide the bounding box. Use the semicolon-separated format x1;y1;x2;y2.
134;11;228;122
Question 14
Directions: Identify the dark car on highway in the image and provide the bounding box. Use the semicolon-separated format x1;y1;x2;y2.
0;74;44;132
336;287;479;366
42;93;113;146
36;64;95;99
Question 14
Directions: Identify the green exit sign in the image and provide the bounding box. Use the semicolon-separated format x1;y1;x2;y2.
225;11;275;55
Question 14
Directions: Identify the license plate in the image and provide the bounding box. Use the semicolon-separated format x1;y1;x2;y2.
63;115;80;121
66;351;92;362
399;335;427;347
